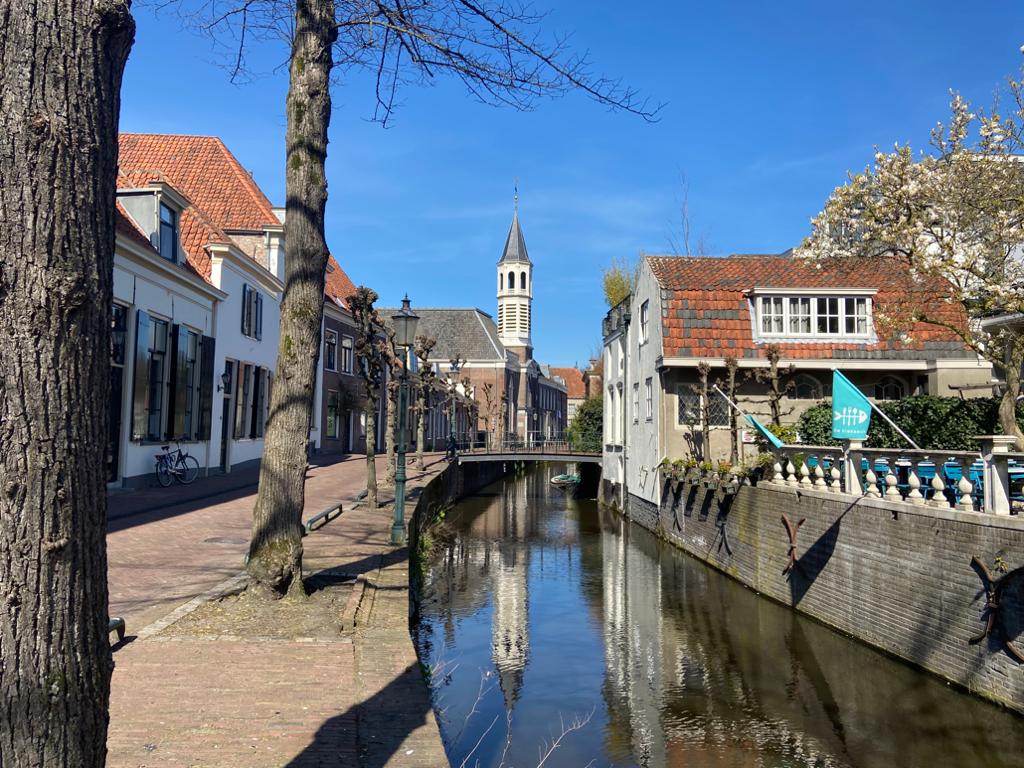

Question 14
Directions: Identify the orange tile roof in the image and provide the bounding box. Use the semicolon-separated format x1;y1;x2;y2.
119;134;279;231
324;255;358;310
647;254;971;360
551;367;585;399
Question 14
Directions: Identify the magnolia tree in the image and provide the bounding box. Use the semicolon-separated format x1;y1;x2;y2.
798;87;1024;445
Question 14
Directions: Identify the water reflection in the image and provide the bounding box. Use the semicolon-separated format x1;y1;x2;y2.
415;466;1024;768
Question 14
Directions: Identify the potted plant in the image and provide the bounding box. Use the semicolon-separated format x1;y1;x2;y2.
699;460;717;489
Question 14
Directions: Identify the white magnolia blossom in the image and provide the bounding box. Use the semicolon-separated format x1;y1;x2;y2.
797;87;1024;358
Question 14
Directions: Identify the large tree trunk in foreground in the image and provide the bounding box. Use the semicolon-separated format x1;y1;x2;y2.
0;1;133;764
247;0;336;598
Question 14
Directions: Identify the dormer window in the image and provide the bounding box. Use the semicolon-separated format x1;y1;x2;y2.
159;202;178;262
756;292;872;339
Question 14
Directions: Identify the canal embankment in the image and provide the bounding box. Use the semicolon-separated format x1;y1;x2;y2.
624;478;1024;713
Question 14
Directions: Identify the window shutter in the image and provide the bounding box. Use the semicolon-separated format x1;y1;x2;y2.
256;368;266;438
169;324;189;439
131;311;151;441
255;293;263;341
241;284;250;336
265;370;273;430
198;335;216;440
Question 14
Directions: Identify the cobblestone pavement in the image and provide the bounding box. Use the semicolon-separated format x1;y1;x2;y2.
106;454;450;768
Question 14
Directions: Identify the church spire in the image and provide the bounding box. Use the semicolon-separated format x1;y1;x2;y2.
498;186;530;265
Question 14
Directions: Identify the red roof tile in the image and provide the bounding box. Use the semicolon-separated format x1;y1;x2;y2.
551;367;585;399
647;254;970;361
119;134;279;231
324;255;358;310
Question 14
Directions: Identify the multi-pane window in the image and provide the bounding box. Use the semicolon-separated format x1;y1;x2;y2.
324;330;338;371
788;297;812;334
758;294;872;338
233;364;272;439
340;335;354;374
875;376;905;401
241;284;263;340
159;203;177;262
760;297;784;334
816;297;840;334
792;374;824;400
845;297;869;334
146;319;169;440
632;383;639;424
645;378;653;421
639;300;649;345
677;386;730;427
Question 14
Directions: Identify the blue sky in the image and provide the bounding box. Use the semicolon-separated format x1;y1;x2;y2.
121;1;1024;366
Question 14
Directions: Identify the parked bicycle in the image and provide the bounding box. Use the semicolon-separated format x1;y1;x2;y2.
154;442;200;487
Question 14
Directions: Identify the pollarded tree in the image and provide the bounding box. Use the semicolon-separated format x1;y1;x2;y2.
798;86;1024;445
349;286;385;511
190;0;657;596
413;334;438;468
0;1;134;765
751;345;795;426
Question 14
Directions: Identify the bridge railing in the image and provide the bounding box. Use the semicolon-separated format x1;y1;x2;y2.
458;435;596;456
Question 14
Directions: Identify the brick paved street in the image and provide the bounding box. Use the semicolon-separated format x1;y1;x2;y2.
106;454;450;768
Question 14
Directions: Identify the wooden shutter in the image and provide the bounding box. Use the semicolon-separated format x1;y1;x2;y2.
255;293;263;341
131;310;151;441
241;284;250;336
169;324;189;439
255;368;266;438
198;335;216;440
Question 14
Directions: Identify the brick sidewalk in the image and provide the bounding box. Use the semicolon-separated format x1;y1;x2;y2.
106;454;450;768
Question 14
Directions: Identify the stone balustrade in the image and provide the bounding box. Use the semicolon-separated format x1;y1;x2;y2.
768;436;1023;515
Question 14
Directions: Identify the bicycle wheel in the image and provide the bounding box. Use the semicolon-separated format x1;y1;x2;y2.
156;460;174;487
177;455;200;485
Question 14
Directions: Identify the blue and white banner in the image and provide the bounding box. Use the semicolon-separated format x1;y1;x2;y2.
831;370;871;440
746;414;785;449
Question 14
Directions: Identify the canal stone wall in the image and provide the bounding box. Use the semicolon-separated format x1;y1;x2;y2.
625;479;1024;713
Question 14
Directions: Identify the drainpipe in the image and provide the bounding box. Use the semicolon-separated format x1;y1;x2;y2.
622;307;631;514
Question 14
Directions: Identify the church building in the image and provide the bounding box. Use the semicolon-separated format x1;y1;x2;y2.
384;203;568;443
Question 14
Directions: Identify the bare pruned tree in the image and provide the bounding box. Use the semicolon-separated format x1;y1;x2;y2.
178;0;658;598
349;286;385;511
751;345;795;426
413;334;437;468
666;170;710;256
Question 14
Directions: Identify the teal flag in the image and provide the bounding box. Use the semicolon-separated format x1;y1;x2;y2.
832;370;871;440
746;414;785;449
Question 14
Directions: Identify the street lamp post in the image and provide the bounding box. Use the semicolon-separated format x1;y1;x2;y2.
390;296;419;546
447;358;461;459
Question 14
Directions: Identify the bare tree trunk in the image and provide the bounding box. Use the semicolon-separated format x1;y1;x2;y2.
415;389;426;469
385;381;397;485
246;0;336;599
999;339;1024;447
365;402;378;508
697;362;711;460
0;1;133;764
725;357;739;464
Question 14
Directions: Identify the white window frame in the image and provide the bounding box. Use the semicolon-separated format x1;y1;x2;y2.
756;292;873;340
639;300;649;345
340;334;354;374
324;329;338;372
644;378;653;421
632;383;639;424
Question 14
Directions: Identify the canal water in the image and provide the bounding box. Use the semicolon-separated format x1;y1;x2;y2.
413;465;1024;768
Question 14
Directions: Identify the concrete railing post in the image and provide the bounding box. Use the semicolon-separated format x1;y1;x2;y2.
977;435;1016;515
844;440;864;497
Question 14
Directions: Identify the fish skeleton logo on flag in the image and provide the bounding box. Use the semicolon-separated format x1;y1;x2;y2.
831;370;872;440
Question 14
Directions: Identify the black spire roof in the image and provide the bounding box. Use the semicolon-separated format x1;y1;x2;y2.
498;211;531;265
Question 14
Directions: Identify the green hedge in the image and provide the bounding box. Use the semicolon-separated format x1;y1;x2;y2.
796;396;1022;451
568;397;603;452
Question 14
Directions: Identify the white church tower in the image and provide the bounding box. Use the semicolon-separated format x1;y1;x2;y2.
496;193;533;361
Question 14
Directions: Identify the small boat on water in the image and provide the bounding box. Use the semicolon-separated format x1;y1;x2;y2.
551;473;580;487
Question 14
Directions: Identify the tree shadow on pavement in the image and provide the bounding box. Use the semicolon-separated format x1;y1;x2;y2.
284;661;439;768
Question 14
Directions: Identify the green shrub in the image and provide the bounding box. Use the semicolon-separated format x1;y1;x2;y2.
796;396;1024;451
568;397;603;452
753;422;798;451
